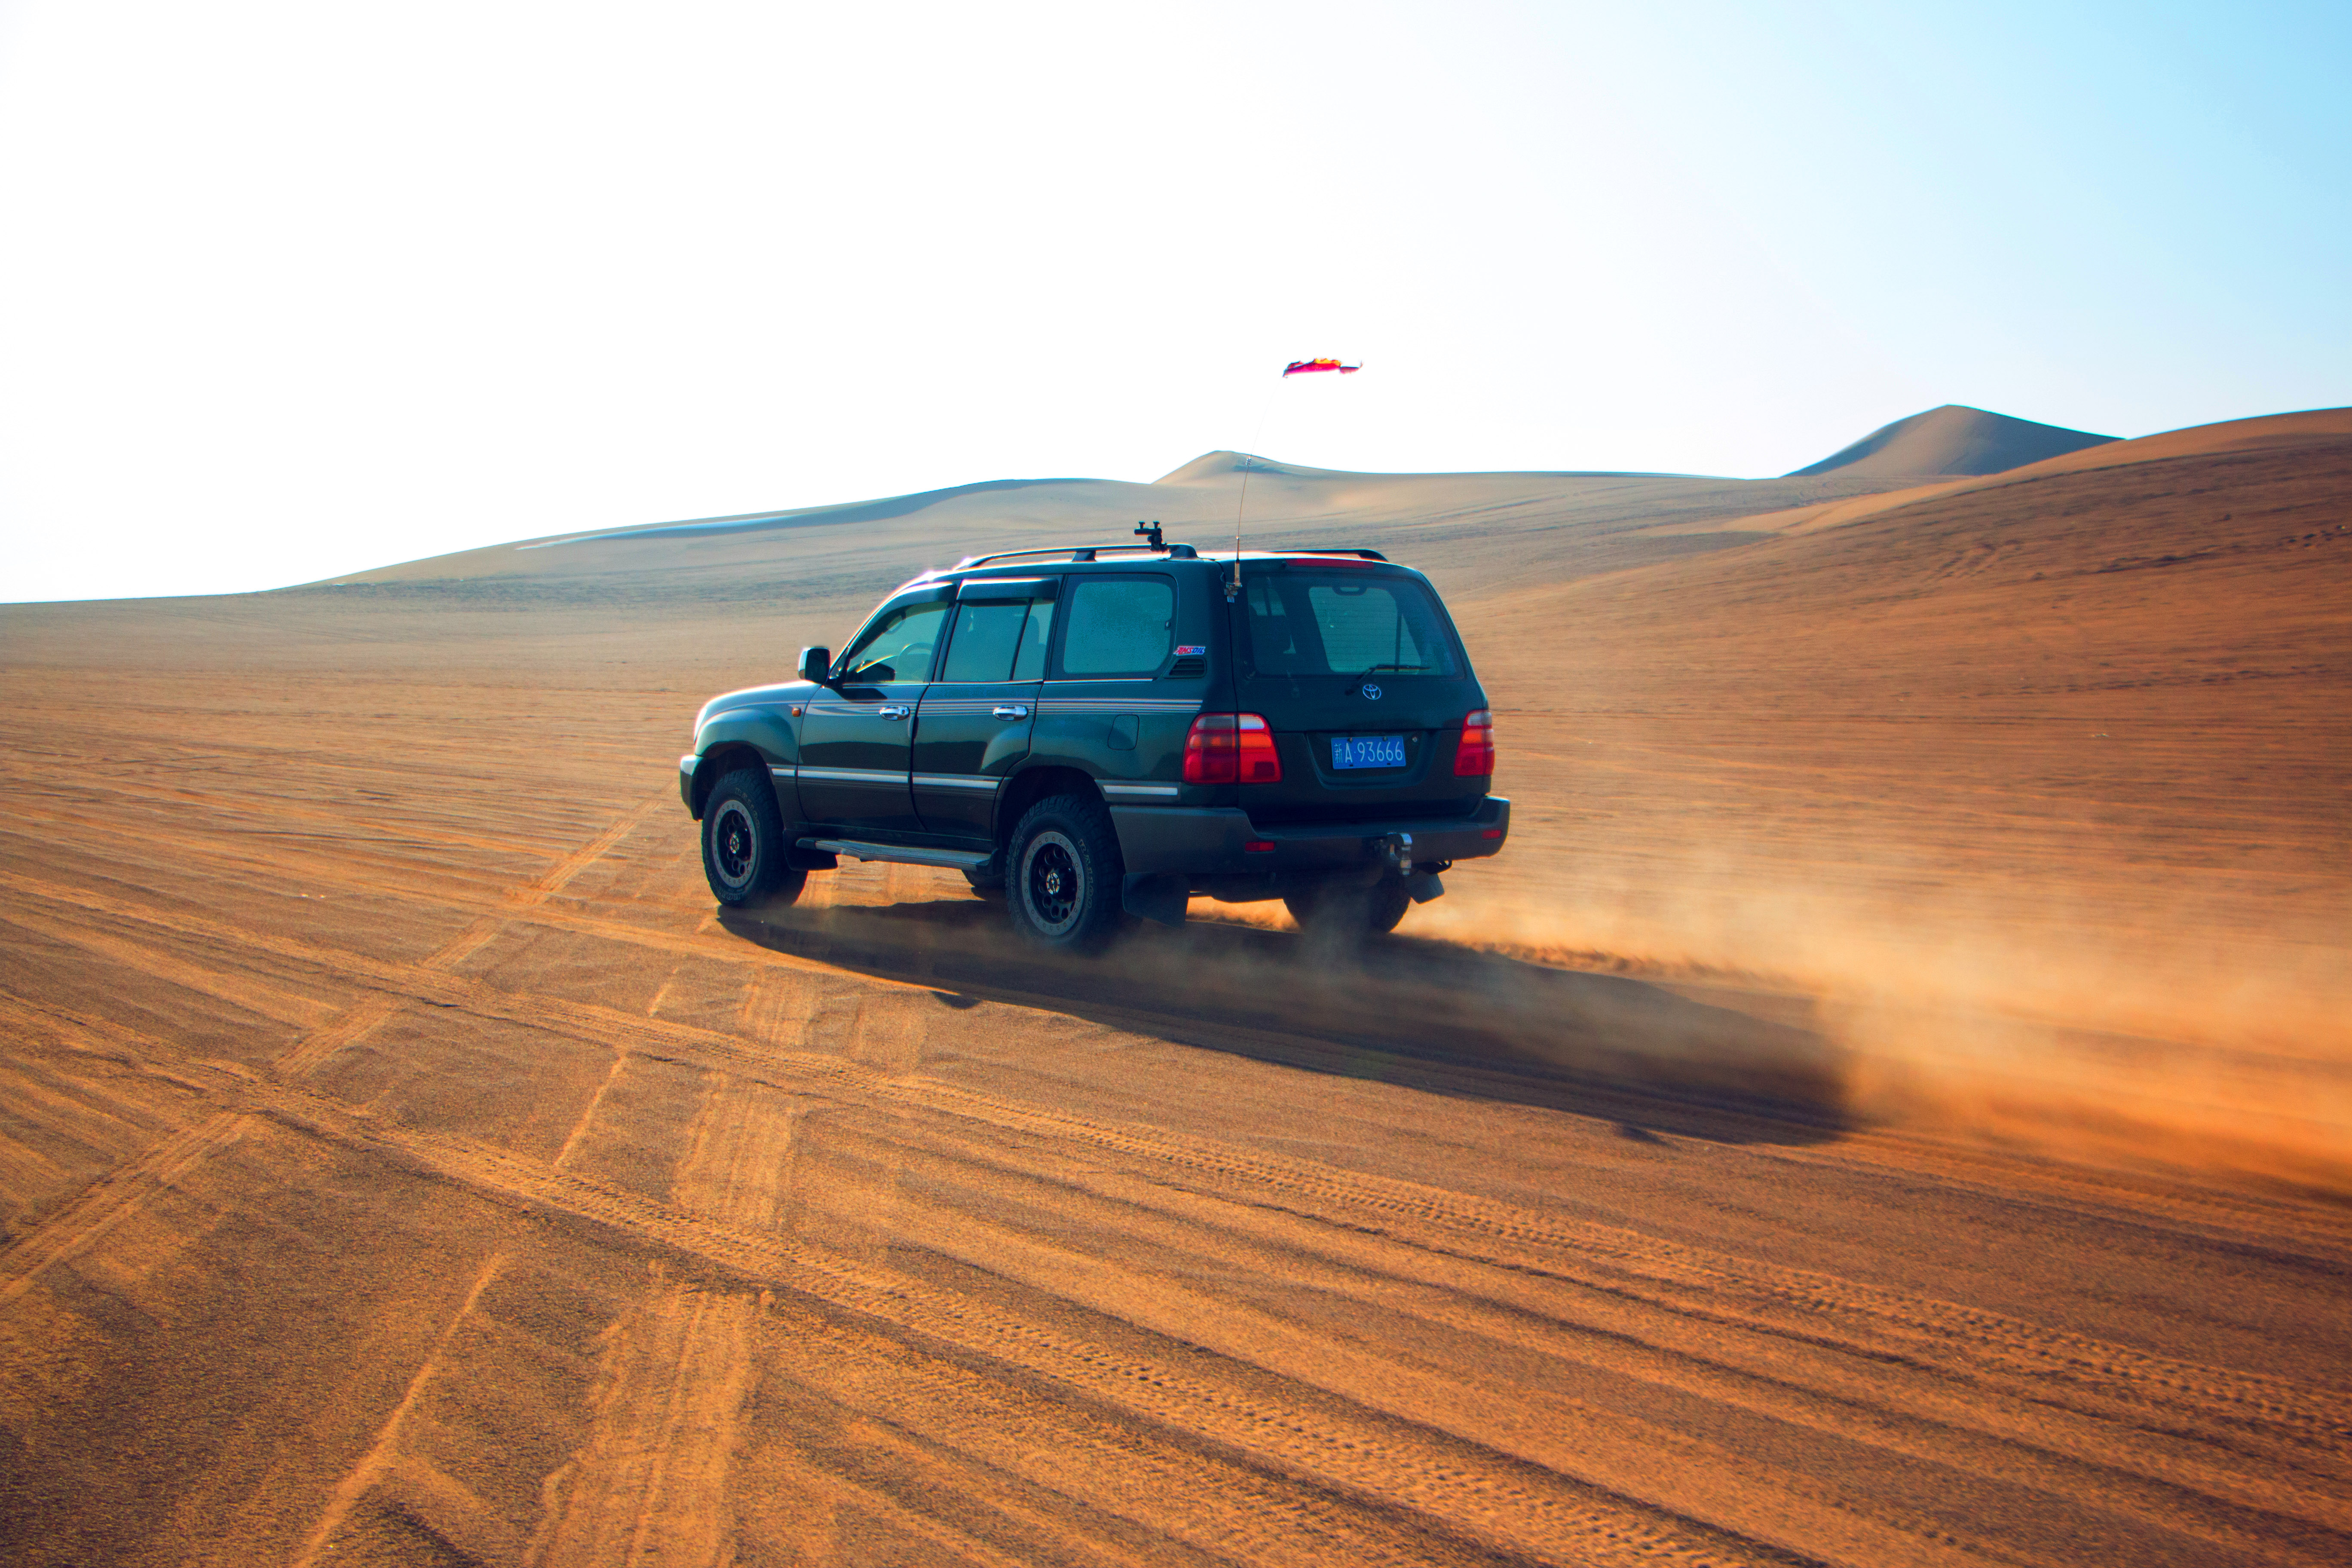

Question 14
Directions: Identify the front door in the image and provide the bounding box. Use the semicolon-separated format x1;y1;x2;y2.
796;594;949;835
913;580;1057;839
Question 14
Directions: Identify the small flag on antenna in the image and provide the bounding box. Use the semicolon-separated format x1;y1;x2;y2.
1282;358;1361;377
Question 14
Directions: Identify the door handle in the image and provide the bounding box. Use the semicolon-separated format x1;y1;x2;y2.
877;704;911;720
991;704;1031;720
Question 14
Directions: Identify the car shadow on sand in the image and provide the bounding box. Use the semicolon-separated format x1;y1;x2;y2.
717;894;1850;1148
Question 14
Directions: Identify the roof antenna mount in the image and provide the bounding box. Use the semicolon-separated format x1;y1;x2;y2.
1134;519;1164;551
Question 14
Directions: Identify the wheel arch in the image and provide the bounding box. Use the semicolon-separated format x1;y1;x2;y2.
992;764;1104;849
689;742;774;820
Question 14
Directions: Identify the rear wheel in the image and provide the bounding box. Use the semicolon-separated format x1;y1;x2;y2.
1283;877;1410;943
1006;794;1122;952
701;768;806;908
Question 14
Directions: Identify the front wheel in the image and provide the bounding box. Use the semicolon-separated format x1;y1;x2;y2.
1005;794;1123;952
701;768;806;907
1283;877;1410;944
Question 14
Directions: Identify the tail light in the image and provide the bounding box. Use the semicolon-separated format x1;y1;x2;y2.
1183;713;1283;783
1454;709;1495;777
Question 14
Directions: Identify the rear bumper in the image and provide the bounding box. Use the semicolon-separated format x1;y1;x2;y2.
1110;796;1509;878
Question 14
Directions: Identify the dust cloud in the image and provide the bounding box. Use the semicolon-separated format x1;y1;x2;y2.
1371;862;2352;1191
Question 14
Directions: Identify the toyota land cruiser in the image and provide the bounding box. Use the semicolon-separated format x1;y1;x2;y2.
679;526;1508;950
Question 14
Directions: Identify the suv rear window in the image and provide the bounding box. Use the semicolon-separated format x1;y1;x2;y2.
1244;573;1459;678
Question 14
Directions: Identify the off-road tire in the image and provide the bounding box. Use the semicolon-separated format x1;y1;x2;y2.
1283;877;1411;943
1006;793;1123;952
701;767;806;908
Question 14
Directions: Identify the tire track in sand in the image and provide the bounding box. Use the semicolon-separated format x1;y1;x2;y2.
877;1074;2352;1466
26;962;2352;1565
15;852;2344;1482
0;903;344;1032
8;841;2348;1560
0;782;552;863
287;1250;514;1568
423;796;666;971
0;995;254;1312
824;1112;2351;1564
18;996;1777;1566
0;795;692;975
248;1079;1772;1567
13;854;2342;1493
746;1308;1507;1568
527;1020;815;1568
277;798;689;1565
0;800;657;1352
0;860;849;1005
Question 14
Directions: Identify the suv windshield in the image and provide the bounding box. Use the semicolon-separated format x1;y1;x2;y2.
838;600;948;683
1243;572;1460;678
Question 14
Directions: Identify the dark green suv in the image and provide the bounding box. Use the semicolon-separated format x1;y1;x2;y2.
679;530;1508;949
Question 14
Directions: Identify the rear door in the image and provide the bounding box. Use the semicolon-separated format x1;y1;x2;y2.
1030;571;1201;797
1233;564;1487;820
797;588;950;834
912;577;1057;839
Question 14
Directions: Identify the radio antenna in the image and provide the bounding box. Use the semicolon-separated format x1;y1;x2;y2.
1229;452;1250;600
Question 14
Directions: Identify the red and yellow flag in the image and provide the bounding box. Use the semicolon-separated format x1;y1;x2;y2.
1281;358;1361;377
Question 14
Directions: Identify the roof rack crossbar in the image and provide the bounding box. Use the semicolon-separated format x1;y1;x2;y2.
1286;546;1389;560
952;542;1197;570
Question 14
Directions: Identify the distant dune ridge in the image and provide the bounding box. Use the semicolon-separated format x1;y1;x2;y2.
328;448;1902;600
1786;403;2118;478
331;404;2142;596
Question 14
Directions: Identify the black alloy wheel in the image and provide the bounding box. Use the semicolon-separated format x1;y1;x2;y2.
1006;793;1122;952
700;766;806;908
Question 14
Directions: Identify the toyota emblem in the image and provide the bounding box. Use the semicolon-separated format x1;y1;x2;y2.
1361;682;1382;700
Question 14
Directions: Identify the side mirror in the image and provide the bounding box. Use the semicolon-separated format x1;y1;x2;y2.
798;646;831;684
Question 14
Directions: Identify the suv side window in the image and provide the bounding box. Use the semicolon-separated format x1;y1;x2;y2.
1058;576;1173;677
940;598;1056;683
1011;597;1056;680
837;600;948;683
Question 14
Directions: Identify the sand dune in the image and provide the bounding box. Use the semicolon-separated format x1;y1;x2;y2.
1786;403;2117;478
2;406;2348;1566
326;447;1915;604
1711;404;2352;540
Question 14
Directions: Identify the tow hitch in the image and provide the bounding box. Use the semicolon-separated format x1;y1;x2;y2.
1378;832;1448;904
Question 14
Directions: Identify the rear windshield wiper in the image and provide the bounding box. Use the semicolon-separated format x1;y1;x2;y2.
1356;662;1429;674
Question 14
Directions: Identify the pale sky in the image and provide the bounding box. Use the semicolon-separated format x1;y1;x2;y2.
3;0;2345;602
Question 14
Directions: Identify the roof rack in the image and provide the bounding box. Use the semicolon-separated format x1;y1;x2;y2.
951;541;1199;570
1284;546;1388;560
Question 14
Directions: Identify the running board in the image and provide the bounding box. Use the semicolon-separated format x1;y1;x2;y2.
798;838;994;872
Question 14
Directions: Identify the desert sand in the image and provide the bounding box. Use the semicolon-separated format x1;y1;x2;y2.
2;408;2347;1566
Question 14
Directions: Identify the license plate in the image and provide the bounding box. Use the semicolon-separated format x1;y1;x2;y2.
1330;735;1405;770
